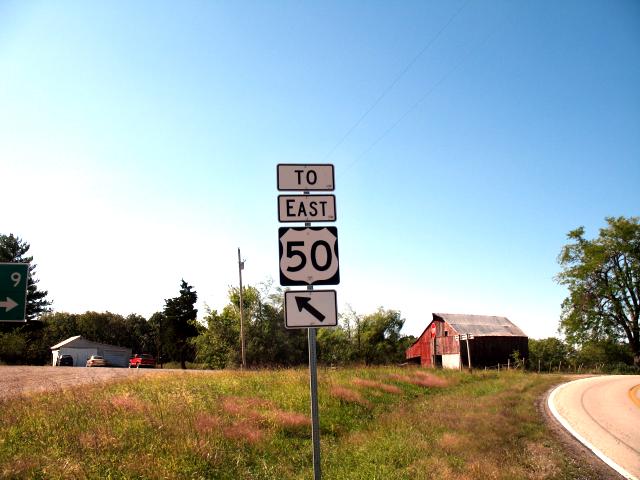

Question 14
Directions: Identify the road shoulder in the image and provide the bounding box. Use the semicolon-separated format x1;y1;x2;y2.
540;378;626;480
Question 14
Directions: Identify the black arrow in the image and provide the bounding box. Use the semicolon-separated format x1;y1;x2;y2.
295;296;325;322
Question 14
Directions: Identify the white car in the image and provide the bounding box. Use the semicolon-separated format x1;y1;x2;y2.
86;355;108;367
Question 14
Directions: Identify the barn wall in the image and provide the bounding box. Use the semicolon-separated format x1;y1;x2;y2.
439;335;460;355
406;321;435;367
420;337;433;367
406;320;462;368
442;354;460;369
464;337;528;367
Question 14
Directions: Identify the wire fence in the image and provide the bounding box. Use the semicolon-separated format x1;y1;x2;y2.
477;359;638;375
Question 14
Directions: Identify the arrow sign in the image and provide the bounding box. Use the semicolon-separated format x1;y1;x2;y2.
284;290;337;329
0;297;18;312
295;296;325;322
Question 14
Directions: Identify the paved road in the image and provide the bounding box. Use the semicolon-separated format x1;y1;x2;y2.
549;375;640;480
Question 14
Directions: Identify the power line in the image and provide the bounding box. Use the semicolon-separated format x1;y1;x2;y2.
322;0;472;162
342;10;513;175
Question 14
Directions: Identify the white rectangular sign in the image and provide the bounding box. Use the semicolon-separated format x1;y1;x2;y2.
284;290;338;328
456;334;474;341
277;164;335;191
278;195;336;223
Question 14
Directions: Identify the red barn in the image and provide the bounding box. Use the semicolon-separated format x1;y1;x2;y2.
406;313;528;369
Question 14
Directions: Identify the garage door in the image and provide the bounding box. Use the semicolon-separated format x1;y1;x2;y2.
103;350;129;368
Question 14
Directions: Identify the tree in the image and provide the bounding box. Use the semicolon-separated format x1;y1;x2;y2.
359;308;406;365
556;216;640;367
193;307;239;369
193;284;307;368
316;326;352;365
148;311;167;367
0;234;51;321
163;280;199;369
528;337;575;371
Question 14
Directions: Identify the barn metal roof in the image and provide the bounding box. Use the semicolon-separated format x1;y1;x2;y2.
433;313;527;337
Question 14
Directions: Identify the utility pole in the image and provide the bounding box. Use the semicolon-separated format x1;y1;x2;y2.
238;248;246;369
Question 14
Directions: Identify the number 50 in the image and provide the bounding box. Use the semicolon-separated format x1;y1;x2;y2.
286;240;333;273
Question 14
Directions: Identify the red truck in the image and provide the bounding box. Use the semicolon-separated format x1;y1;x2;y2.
128;354;156;368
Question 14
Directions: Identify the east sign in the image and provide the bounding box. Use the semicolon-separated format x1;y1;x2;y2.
278;194;336;223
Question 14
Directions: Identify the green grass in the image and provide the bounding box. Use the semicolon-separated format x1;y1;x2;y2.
0;368;597;479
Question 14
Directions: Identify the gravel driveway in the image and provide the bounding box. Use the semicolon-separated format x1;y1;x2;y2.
0;366;162;400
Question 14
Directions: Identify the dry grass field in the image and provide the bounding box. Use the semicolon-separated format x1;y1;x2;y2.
0;366;602;479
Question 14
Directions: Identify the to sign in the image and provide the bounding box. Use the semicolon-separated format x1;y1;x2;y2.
279;227;340;286
278;195;336;223
0;263;29;322
284;290;337;328
277;164;335;191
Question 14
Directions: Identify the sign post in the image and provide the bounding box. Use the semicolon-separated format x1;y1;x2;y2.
466;334;473;373
277;164;338;480
308;299;322;480
0;263;29;322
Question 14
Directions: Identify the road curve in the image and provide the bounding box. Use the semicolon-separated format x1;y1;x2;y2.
548;375;640;480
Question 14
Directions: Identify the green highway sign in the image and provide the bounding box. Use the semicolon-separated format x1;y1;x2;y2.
0;263;29;322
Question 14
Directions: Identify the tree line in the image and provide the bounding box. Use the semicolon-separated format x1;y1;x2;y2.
1;215;638;369
0;234;412;367
0;285;412;368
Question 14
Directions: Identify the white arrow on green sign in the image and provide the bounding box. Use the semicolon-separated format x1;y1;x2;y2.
0;263;29;322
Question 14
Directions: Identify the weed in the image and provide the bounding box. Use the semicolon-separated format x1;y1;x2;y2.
352;377;402;394
329;385;371;406
0;368;598;479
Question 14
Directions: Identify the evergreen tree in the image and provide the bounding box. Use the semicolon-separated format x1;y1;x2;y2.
0;234;51;321
163;280;199;369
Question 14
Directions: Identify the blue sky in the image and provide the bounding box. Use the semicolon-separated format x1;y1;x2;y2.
1;1;638;339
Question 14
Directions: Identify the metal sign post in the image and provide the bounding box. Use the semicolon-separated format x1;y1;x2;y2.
466;334;472;373
308;287;322;480
277;164;338;480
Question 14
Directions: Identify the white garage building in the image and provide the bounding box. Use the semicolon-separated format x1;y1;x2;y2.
51;336;132;368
